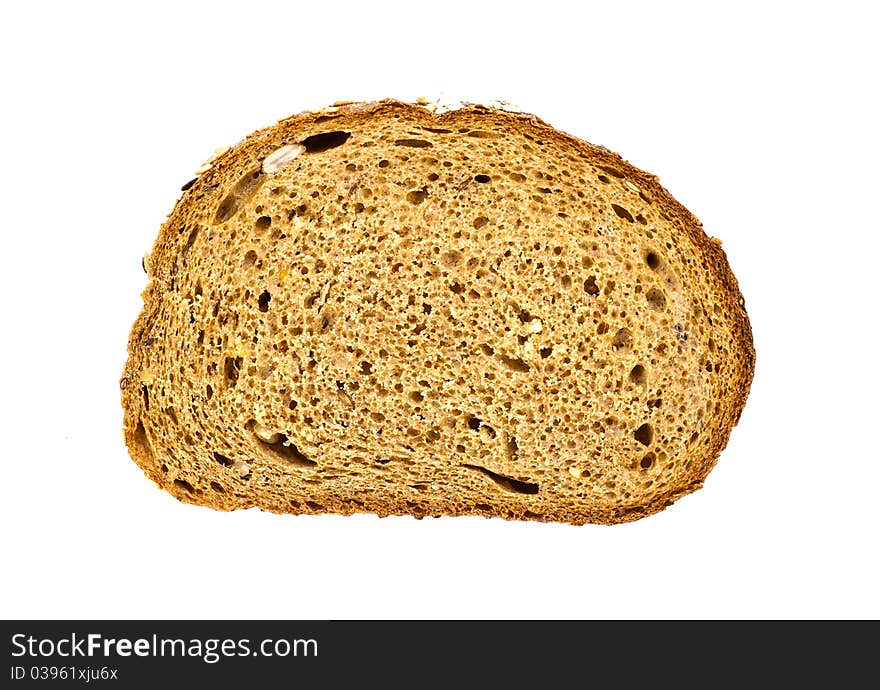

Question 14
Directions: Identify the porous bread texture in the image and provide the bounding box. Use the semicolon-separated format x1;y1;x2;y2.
120;99;754;525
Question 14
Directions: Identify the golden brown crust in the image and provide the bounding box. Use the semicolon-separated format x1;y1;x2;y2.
120;99;754;525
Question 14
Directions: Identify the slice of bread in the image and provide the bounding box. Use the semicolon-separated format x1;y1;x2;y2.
120;99;754;524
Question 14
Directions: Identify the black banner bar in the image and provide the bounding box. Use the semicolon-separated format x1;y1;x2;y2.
1;621;875;684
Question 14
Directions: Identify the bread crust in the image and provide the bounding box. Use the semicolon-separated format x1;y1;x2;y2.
120;99;754;525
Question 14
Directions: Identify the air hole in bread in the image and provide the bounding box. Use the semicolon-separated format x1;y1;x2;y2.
253;429;317;468
629;365;647;385
599;165;625;178
243;250;258;268
210;481;225;493
539;346;553;359
498;355;530;373
646;251;661;270
441;250;463;267
215;170;265;224
237;168;264;194
304;290;322;309
258;290;271;312
406;189;428;205
584;275;600;296
133;419;153;461
305;500;324;511
212;451;233;467
303;131;351;152
215;195;238;224
173;478;196;494
141;385;150;411
360;361;373;374
611;204;635;223
612;328;633;351
420;127;453;134
467;130;499;139
183;226;199;253
474;174;491;183
224;356;242;387
505;434;519;461
255;215;272;231
394;138;433;148
634;423;654;446
463;464;539;495
646;288;667;311
640;453;656;469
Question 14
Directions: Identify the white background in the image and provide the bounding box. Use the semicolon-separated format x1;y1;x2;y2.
1;0;877;619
